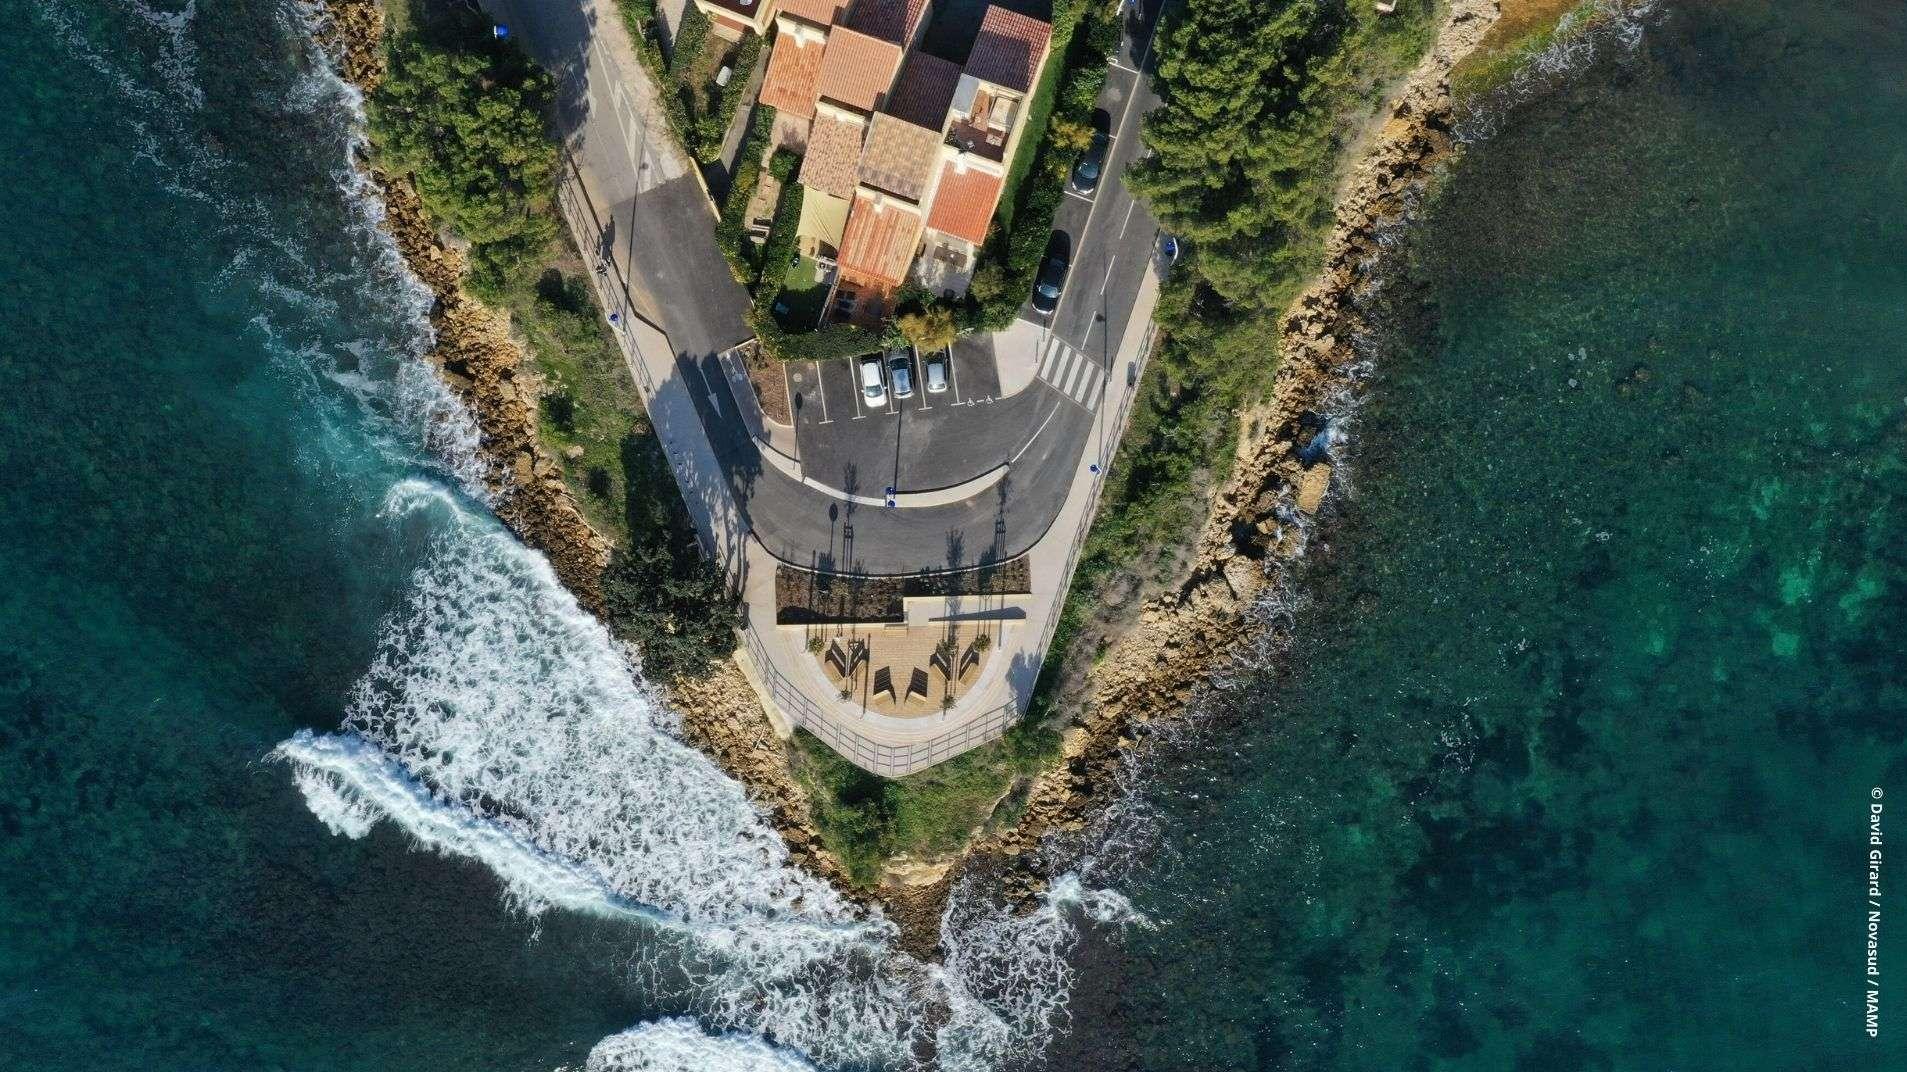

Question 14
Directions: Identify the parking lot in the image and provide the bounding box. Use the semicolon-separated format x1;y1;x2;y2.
786;341;1056;496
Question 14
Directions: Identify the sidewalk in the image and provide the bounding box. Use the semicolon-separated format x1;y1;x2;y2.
521;0;1163;774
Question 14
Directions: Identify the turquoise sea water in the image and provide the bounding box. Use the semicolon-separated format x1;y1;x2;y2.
0;1;654;1067
1051;1;1907;1068
7;0;1905;1070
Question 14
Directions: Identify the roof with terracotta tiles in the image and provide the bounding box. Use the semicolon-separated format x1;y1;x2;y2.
758;31;827;119
816;26;904;112
858;113;943;202
963;6;1052;94
925;160;1003;246
799;110;868;199
845;0;931;46
838;191;924;285
884;52;962;131
778;0;848;24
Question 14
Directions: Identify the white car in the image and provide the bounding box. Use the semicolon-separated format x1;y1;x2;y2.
924;350;950;394
858;354;887;407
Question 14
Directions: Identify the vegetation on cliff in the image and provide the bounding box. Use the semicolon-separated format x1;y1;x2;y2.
788;724;1055;886
1030;0;1440;713
370;1;736;674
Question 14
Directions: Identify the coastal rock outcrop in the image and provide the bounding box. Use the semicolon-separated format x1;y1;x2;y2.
314;0;843;906
968;0;1502;906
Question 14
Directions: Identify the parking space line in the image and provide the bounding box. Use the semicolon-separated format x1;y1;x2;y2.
811;359;832;424
947;348;965;404
849;358;867;420
1065;189;1095;204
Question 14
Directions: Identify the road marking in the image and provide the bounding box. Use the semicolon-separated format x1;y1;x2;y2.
1036;336;1104;411
1065;188;1095;204
947;348;964;404
811;359;833;424
1110;60;1142;75
1010;397;1065;465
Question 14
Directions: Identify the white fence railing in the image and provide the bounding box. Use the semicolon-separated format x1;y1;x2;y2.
553;150;1156;777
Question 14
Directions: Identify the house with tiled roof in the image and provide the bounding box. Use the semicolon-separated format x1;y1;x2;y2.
945;6;1053;166
917;153;1004;295
833;188;926;324
739;0;1051;316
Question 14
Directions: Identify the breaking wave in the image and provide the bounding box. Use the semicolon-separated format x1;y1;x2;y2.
52;1;1150;1067
568;1020;823;1072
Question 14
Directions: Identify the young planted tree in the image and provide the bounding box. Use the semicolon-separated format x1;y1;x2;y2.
896;307;958;353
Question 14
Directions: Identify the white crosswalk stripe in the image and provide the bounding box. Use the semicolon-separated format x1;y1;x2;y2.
1035;335;1104;408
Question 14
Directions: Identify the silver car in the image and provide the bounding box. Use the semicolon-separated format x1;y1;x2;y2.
858;354;887;407
924;350;950;394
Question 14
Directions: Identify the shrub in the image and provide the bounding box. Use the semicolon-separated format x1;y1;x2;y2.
896;306;957;352
752;310;882;362
768;146;800;183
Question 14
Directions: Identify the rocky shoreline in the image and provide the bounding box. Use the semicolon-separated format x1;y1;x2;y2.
311;0;860;905
964;0;1502;905
316;0;1498;956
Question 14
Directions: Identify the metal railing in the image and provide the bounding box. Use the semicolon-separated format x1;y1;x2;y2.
549;142;1159;776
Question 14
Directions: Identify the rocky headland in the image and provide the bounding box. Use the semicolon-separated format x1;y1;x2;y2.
317;0;1499;956
963;0;1502;906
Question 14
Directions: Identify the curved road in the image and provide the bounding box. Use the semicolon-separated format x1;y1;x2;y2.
491;0;1102;576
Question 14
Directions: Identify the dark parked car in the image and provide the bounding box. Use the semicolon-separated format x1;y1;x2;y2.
887;350;915;400
1031;254;1069;315
1031;232;1072;316
1071;132;1109;195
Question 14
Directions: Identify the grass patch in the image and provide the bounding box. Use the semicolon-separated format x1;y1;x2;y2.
773;255;831;329
788;720;1060;887
376;0;737;673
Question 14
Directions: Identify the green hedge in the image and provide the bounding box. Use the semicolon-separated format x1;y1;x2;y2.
715;105;777;283
752;161;805;308
751;310;882;362
973;8;1122;329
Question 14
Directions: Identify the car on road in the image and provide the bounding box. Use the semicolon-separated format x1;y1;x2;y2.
1032;245;1070;315
887;351;915;400
924;349;950;394
1072;113;1112;195
858;354;887;407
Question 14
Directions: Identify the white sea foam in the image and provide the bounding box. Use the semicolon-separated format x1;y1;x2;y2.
1457;0;1663;143
36;0;1153;1064
570;1019;822;1072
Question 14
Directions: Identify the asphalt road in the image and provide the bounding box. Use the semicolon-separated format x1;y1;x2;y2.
490;0;752;361
488;0;1149;576
1023;0;1167;366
